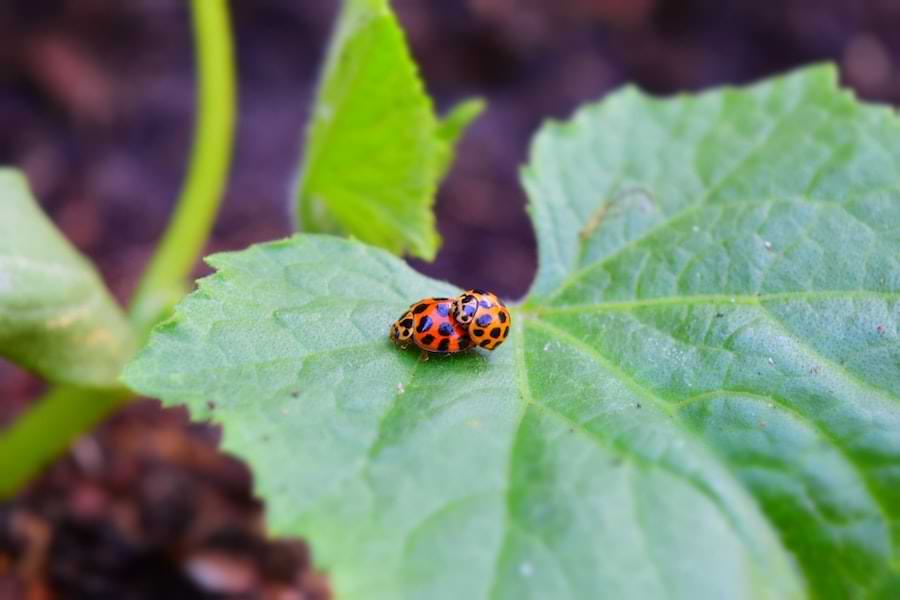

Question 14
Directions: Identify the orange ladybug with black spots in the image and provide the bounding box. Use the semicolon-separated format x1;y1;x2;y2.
452;289;511;351
390;297;470;354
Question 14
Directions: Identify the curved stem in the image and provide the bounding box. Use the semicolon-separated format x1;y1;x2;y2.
0;0;237;498
129;0;237;334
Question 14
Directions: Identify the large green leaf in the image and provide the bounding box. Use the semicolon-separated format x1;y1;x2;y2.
125;66;900;599
295;0;483;261
0;169;133;387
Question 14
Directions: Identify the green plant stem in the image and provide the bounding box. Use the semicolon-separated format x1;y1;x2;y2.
0;387;131;496
130;0;237;333
0;0;236;499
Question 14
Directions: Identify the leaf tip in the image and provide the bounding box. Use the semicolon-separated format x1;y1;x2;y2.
438;97;487;143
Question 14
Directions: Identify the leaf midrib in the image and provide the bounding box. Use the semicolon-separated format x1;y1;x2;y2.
535;292;900;409
534;289;900;313
488;314;780;598
673;388;894;544
526;307;897;580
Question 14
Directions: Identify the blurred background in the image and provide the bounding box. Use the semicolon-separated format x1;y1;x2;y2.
1;0;898;597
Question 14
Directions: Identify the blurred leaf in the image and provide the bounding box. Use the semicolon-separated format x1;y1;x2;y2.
0;169;133;387
295;0;482;261
126;66;900;599
434;98;486;178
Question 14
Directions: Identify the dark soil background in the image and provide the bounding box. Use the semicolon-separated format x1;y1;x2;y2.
1;0;898;597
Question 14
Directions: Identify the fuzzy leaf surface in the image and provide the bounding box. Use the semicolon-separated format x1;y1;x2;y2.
126;67;900;599
0;169;133;386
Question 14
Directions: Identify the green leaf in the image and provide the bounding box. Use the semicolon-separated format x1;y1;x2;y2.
125;66;900;599
434;98;486;178
295;0;483;261
0;169;134;387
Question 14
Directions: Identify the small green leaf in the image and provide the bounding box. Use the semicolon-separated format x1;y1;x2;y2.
0;169;134;387
295;0;482;261
126;66;900;599
434;98;486;178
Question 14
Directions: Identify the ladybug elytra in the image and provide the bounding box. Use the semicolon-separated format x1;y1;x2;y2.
452;289;511;351
390;297;471;354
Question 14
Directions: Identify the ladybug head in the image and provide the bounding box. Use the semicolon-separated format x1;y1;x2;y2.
391;311;415;343
453;294;478;325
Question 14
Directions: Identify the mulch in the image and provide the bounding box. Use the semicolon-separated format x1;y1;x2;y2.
1;400;329;599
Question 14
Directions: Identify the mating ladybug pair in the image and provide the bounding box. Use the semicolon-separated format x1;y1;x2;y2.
390;289;511;356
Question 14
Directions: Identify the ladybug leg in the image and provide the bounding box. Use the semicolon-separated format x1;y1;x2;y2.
419;350;430;362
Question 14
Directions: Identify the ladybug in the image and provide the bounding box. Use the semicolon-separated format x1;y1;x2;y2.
390;297;471;355
452;289;511;351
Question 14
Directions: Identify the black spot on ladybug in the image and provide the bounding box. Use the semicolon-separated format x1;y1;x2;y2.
421;334;435;346
473;328;484;337
413;303;429;314
479;299;492;308
503;326;509;338
417;316;433;333
480;340;492;348
437;338;450;352
436;303;450;317
438;322;454;336
490;327;502;339
476;314;493;327
498;312;507;324
400;318;413;328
